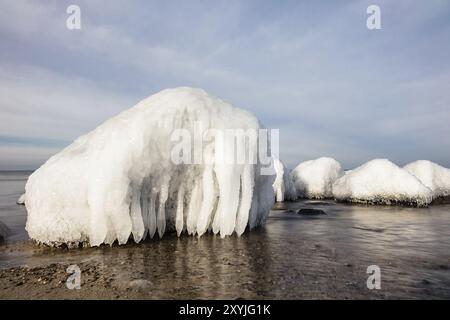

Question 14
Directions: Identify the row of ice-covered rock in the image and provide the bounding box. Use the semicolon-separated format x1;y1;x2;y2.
19;86;450;248
290;157;343;199
404;160;450;199
272;157;450;207
332;159;433;207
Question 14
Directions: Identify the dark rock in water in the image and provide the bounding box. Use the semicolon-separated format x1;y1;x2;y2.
297;208;327;216
431;196;450;205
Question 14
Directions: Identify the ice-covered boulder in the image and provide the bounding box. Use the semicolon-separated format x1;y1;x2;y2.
17;193;25;205
272;158;296;202
404;160;450;200
290;157;343;199
25;87;275;247
332;159;433;207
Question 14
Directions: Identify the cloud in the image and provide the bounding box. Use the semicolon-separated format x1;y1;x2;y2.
0;0;449;169
0;63;138;140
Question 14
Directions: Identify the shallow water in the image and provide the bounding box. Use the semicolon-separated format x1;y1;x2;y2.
1;171;450;299
0;171;30;243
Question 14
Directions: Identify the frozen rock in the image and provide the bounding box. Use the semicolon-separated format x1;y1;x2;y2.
297;208;327;216
25;87;275;247
272;158;296;202
290;157;343;199
404;160;450;200
332;159;432;207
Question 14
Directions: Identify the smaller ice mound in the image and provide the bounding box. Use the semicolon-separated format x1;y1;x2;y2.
290;157;343;199
404;160;450;200
17;193;25;205
332;159;433;207
272;158;296;202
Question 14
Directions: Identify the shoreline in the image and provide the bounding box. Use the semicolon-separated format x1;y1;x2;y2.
0;238;388;300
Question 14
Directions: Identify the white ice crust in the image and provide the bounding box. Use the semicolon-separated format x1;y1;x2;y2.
272;158;296;202
404;160;450;199
290;157;343;199
332;159;433;206
25;87;274;247
17;193;26;205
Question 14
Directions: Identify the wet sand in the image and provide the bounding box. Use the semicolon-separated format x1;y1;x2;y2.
1;172;450;299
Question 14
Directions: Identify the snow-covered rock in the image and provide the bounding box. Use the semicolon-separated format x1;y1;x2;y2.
290;157;343;199
25;87;275;247
404;160;450;200
272;158;296;202
332;159;433;207
17;193;25;205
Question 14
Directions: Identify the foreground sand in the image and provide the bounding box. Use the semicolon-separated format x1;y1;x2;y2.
0;236;388;300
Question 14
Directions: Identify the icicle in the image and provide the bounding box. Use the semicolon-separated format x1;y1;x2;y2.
213;165;241;237
157;183;169;238
196;165;216;236
235;165;254;235
104;218;116;245
148;189;157;239
175;185;185;237
88;188;108;246
130;187;144;242
114;210;132;245
186;179;202;235
140;182;149;240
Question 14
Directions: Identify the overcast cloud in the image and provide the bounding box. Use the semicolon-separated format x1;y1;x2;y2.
0;0;449;170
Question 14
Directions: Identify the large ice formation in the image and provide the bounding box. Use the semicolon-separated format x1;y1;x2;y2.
290;157;343;199
404;160;450;199
25;87;275;247
332;159;433;206
272;158;296;202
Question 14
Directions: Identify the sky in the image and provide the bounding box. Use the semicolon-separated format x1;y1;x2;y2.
0;0;449;170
